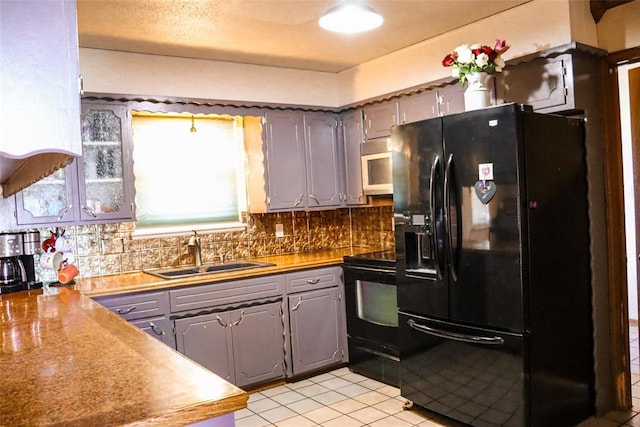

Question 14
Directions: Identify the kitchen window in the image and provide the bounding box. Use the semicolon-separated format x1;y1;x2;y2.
131;112;252;237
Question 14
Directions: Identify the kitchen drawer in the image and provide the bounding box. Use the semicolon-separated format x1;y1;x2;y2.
130;315;175;348
95;291;169;321
286;266;342;293
169;274;285;314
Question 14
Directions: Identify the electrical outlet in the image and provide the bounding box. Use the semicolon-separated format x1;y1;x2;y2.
275;223;284;238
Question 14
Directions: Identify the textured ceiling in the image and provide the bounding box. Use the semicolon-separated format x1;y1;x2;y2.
77;0;530;73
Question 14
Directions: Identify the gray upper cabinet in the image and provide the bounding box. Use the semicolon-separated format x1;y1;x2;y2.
363;102;398;140
304;112;342;208
15;102;135;226
0;0;82;197
15;162;80;225
397;85;465;125
495;54;574;113
264;111;307;210
436;84;466;116
174;301;285;387
398;91;438;124
339;110;366;206
77;102;135;222
264;110;341;211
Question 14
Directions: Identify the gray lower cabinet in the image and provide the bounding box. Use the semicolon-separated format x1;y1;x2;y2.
288;287;345;376
286;266;347;376
95;267;347;387
174;301;285;387
130;316;174;347
94;290;175;348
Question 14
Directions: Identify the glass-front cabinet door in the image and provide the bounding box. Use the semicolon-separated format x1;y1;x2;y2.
78;103;134;222
15;102;134;227
15;162;78;226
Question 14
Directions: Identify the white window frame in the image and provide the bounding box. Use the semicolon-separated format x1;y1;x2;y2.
130;112;250;239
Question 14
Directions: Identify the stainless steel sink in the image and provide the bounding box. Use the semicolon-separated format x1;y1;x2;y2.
144;261;276;279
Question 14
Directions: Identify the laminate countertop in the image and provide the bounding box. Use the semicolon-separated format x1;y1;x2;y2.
0;286;247;426
1;247;380;426
74;247;374;297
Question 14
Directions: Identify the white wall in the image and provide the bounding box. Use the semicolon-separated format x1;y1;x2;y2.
78;0;640;108
80;48;341;107
337;0;579;105
80;0;587;107
597;0;640;53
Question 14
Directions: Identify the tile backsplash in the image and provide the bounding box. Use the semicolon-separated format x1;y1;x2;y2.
33;206;394;282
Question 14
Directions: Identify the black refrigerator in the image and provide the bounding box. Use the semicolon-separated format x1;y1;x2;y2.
391;103;594;426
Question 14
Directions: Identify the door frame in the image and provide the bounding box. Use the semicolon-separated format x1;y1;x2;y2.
604;46;640;409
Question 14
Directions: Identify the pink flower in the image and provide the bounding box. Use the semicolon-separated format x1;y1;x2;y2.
494;39;510;55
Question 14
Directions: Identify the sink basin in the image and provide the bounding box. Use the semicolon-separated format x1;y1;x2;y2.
144;261;276;279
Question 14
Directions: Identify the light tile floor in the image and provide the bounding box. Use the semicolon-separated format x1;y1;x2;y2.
237;326;640;427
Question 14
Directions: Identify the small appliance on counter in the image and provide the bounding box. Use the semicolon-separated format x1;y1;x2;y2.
0;231;42;294
343;250;399;387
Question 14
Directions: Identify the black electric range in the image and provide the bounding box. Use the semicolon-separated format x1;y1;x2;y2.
343;249;396;270
342;249;399;387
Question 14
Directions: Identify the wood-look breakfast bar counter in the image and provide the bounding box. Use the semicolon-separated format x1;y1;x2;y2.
0;248;375;425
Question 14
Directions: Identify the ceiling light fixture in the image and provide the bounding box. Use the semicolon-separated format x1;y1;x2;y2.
319;2;383;34
190;115;197;133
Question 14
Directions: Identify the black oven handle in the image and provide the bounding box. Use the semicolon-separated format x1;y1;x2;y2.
407;319;504;345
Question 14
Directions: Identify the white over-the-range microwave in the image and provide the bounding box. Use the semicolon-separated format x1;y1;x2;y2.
361;138;393;195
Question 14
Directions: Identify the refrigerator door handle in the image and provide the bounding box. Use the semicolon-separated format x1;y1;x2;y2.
444;153;460;282
407;319;505;345
429;155;443;280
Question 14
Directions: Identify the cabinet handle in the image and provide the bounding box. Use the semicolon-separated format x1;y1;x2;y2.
115;306;136;315
309;194;320;205
291;296;302;311
215;315;229;328
231;310;245;327
294;194;303;207
149;321;164;336
82;205;98;218
306;279;320;285
358;193;364;202
57;205;72;221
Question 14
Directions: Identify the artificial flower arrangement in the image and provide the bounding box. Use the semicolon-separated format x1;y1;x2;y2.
442;40;510;84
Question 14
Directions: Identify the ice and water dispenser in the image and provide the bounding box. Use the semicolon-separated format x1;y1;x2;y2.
396;212;438;274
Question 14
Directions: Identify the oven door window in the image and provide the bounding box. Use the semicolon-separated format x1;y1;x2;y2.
356;280;398;327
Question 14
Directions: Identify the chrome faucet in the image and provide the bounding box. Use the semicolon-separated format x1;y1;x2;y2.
188;231;202;267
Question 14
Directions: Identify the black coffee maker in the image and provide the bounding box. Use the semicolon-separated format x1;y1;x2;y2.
0;231;42;294
20;230;42;290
